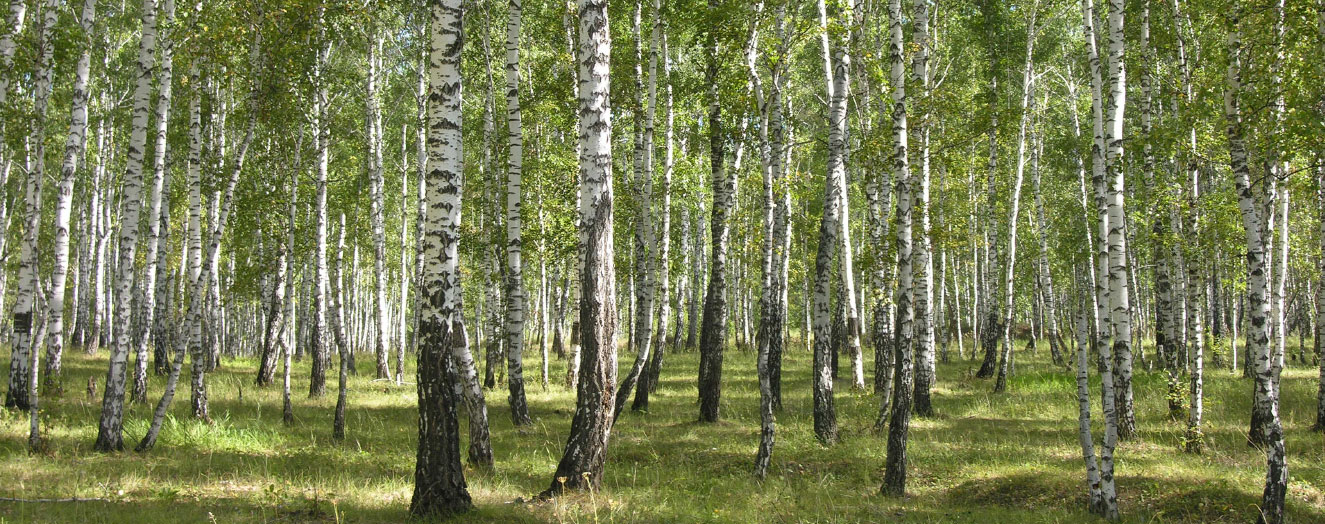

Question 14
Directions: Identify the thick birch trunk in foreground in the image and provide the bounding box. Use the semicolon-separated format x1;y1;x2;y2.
542;0;617;497
93;0;158;452
1102;0;1136;442
410;0;473;516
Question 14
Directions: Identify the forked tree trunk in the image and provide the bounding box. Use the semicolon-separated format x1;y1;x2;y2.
616;0;659;421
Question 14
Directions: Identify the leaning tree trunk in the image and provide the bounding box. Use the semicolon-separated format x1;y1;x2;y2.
615;0;658;422
131;0;175;403
93;0;158;452
541;0;617;498
137;35;257;448
636;3;673;410
504;0;532;426
43;0;97;395
409;0;472;515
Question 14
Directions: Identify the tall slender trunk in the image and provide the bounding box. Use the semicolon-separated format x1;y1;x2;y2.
93;0;158;452
367;37;392;380
282;138;300;424
332;215;350;440
1103;0;1136;442
11;0;54;450
542;0;617;497
616;0;660;421
911;0;935;415
43;0;97;395
882;0;913;494
696;0;732;424
309;15;330;397
637;5;673;409
1081;0;1119;517
810;0;849;446
131;0;175;403
754;1;787;478
993;8;1039;394
1254;2;1288;519
504;0;531;426
1314;3;1325;434
410;0;472;515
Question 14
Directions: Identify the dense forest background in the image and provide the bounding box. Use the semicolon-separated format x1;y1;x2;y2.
0;0;1322;522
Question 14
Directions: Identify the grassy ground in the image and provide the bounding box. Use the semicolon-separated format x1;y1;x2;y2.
1;338;1323;523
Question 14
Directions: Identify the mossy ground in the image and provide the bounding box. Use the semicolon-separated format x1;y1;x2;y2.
1;337;1323;523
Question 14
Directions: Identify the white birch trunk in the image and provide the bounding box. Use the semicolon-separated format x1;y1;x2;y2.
367;37;392;380
504;0;531;426
43;0;98;394
132;0;175;403
93;0;158;452
882;0;913;494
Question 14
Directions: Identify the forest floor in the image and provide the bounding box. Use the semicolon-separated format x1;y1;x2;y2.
1;338;1324;523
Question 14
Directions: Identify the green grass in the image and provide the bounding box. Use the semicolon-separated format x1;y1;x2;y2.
1;337;1323;523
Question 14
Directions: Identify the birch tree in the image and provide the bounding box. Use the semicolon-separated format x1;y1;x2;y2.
811;0;849;446
410;0;472;516
615;0;657;421
542;0;617;497
132;0;176;403
43;0;98;393
882;0;913;494
93;0;159;452
367;35;392;380
696;0;732;424
504;0;532;426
